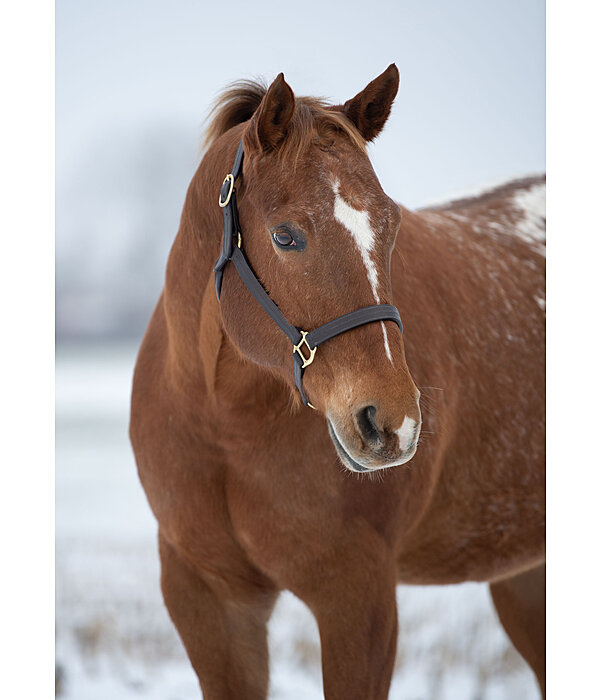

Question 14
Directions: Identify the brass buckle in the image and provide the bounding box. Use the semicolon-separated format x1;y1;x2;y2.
293;331;317;369
218;174;235;208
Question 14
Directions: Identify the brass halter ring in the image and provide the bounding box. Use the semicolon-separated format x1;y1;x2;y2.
218;174;235;208
293;331;317;369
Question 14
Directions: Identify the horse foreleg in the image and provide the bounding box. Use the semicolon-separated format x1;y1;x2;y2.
490;562;546;698
306;560;398;700
158;532;278;700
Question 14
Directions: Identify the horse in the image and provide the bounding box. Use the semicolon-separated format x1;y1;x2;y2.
129;64;545;699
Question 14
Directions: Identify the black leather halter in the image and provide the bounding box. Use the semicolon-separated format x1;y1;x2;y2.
213;141;403;408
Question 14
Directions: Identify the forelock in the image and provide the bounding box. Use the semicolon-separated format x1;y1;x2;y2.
204;78;366;164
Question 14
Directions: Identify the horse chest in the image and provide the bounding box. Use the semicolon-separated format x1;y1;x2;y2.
220;439;432;586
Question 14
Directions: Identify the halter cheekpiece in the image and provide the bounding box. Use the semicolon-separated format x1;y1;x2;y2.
213;141;403;408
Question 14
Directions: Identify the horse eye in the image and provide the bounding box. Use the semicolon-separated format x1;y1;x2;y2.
273;231;295;247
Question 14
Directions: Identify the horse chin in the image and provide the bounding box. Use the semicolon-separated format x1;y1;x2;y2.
328;421;370;472
327;420;418;474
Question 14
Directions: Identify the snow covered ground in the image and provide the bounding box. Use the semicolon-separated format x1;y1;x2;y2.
55;344;538;699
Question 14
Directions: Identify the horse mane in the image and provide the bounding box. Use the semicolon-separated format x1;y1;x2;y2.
203;78;366;161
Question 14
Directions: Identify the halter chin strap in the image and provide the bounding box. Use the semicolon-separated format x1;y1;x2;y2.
213;141;403;408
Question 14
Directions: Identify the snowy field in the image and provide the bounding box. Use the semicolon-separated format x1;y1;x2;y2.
55;343;538;700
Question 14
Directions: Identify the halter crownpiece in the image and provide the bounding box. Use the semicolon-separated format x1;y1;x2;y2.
213;141;403;408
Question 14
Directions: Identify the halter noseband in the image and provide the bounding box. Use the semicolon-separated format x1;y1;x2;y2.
213;141;403;408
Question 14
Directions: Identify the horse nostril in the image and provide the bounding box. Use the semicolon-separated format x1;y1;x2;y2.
355;405;381;446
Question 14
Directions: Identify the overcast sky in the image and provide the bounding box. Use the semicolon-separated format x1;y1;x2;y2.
56;0;545;208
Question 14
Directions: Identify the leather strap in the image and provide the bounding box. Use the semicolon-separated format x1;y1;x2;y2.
293;305;402;406
214;141;404;407
214;142;245;300
230;246;302;347
306;304;402;346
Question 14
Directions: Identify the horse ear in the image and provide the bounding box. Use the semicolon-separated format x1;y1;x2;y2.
342;64;399;142
245;73;295;152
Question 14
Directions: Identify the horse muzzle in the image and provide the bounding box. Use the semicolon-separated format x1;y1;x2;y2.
327;400;422;473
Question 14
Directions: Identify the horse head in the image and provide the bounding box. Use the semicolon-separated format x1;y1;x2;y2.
212;66;421;472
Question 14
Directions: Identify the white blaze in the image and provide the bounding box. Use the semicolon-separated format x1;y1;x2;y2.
332;181;393;364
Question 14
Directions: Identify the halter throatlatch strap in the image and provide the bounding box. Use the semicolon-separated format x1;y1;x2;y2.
214;141;404;407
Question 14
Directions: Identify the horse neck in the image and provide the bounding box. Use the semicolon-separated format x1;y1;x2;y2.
161;168;216;368
161;132;289;410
